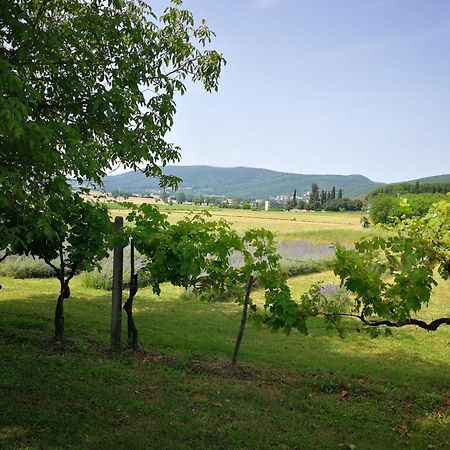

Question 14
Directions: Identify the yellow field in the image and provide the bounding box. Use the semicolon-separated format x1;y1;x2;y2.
110;207;386;245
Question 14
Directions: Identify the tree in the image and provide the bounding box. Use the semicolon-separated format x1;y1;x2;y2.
300;200;450;334
369;193;446;224
369;195;401;224
292;189;297;208
176;191;187;204
331;186;336;200
338;189;343;199
309;183;320;210
320;190;326;206
124;206;299;363
160;191;169;203
3;193;112;341
1;0;225;252
322;198;363;212
1;178;64;262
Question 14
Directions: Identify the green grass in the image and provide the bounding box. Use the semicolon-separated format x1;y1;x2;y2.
0;274;448;449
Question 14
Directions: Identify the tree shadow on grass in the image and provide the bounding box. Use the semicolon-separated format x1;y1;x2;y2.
0;293;449;450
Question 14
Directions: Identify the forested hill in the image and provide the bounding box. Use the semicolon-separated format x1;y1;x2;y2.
369;174;450;196
409;174;450;184
102;165;384;199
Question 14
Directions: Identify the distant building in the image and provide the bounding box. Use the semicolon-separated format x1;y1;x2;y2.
265;200;270;211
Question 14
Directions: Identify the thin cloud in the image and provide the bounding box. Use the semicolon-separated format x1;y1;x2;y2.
302;21;450;62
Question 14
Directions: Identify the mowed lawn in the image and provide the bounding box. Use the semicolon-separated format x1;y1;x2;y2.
110;207;386;245
0;271;448;449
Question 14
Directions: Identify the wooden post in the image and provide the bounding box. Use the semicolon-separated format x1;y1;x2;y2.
111;216;124;349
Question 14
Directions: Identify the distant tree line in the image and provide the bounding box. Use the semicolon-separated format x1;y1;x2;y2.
286;184;363;212
370;193;449;224
370;181;450;197
168;192;282;210
110;190;132;200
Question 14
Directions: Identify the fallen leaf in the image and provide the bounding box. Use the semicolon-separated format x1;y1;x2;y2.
340;390;350;398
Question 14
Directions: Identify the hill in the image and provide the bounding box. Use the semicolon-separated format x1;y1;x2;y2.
368;173;450;197
102;165;384;199
408;174;450;184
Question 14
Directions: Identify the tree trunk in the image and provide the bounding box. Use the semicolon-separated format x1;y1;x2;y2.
123;239;138;349
54;281;70;342
123;275;138;349
54;293;64;343
232;276;254;366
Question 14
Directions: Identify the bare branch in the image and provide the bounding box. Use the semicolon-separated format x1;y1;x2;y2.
65;267;77;285
359;314;450;331
44;258;60;276
328;313;450;332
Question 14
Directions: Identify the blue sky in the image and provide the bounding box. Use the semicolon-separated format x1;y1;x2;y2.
154;0;450;183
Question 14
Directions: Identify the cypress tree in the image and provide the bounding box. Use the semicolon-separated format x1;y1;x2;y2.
309;183;320;210
331;186;336;199
414;180;420;194
338;188;343;199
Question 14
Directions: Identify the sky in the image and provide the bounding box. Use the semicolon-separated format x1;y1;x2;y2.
149;0;450;183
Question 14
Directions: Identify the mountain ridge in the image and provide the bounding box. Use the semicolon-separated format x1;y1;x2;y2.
405;174;450;184
102;165;385;199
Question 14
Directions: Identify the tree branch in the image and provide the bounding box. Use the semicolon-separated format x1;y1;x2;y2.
359;314;450;331
44;258;60;276
65;266;77;285
331;313;450;331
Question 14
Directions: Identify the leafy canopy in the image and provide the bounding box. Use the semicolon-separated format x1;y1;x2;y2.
3;191;112;280
300;199;450;333
125;205;303;331
1;0;224;188
1;0;224;255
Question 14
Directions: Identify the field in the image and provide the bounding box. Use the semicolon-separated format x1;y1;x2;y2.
111;207;386;245
0;209;448;449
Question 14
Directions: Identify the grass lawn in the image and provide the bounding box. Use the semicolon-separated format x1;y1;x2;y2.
0;273;448;449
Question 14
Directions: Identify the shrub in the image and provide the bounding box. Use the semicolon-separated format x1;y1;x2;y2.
279;257;335;277
323;198;363;212
0;255;55;279
369;195;402;224
79;249;153;291
370;193;448;224
179;286;243;303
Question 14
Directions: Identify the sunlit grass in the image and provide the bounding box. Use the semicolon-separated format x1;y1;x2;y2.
0;273;448;449
110;207;386;244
